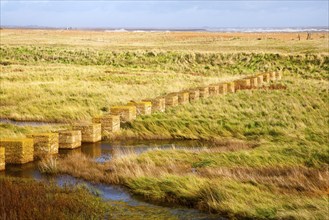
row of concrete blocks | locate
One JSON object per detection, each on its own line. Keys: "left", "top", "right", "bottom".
{"left": 93, "top": 71, "right": 283, "bottom": 137}
{"left": 0, "top": 72, "right": 282, "bottom": 170}
{"left": 235, "top": 71, "right": 281, "bottom": 90}
{"left": 0, "top": 124, "right": 103, "bottom": 170}
{"left": 107, "top": 71, "right": 282, "bottom": 123}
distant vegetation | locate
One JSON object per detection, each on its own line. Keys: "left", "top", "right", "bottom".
{"left": 1, "top": 46, "right": 328, "bottom": 78}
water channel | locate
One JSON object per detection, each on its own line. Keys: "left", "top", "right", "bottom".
{"left": 0, "top": 140, "right": 223, "bottom": 219}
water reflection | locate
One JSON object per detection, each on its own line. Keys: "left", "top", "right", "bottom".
{"left": 1, "top": 162, "right": 42, "bottom": 179}
{"left": 81, "top": 142, "right": 102, "bottom": 158}
{"left": 59, "top": 147, "right": 82, "bottom": 155}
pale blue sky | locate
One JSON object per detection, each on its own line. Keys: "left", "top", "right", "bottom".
{"left": 1, "top": 1, "right": 328, "bottom": 28}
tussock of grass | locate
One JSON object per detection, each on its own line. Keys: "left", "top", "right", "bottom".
{"left": 38, "top": 156, "right": 58, "bottom": 174}
{"left": 129, "top": 175, "right": 206, "bottom": 205}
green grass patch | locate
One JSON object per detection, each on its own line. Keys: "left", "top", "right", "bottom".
{"left": 128, "top": 175, "right": 328, "bottom": 219}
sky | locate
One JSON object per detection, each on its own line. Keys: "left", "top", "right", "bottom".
{"left": 1, "top": 1, "right": 328, "bottom": 28}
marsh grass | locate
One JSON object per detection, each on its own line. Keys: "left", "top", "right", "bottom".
{"left": 2, "top": 29, "right": 329, "bottom": 219}
{"left": 115, "top": 76, "right": 328, "bottom": 146}
{"left": 0, "top": 176, "right": 188, "bottom": 220}
{"left": 1, "top": 30, "right": 328, "bottom": 53}
{"left": 51, "top": 73, "right": 328, "bottom": 219}
{"left": 0, "top": 176, "right": 107, "bottom": 220}
{"left": 1, "top": 31, "right": 328, "bottom": 123}
{"left": 55, "top": 147, "right": 329, "bottom": 219}
{"left": 199, "top": 166, "right": 329, "bottom": 194}
{"left": 38, "top": 156, "right": 58, "bottom": 174}
{"left": 0, "top": 63, "right": 237, "bottom": 122}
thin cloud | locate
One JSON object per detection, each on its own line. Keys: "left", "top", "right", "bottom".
{"left": 1, "top": 1, "right": 328, "bottom": 28}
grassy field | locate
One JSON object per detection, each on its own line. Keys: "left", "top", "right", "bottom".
{"left": 117, "top": 76, "right": 328, "bottom": 144}
{"left": 53, "top": 74, "right": 329, "bottom": 219}
{"left": 1, "top": 29, "right": 329, "bottom": 219}
{"left": 1, "top": 29, "right": 328, "bottom": 53}
{"left": 0, "top": 29, "right": 328, "bottom": 124}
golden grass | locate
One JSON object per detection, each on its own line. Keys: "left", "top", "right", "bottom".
{"left": 1, "top": 29, "right": 327, "bottom": 123}
{"left": 0, "top": 176, "right": 107, "bottom": 219}
{"left": 0, "top": 123, "right": 68, "bottom": 139}
{"left": 199, "top": 166, "right": 329, "bottom": 195}
{"left": 0, "top": 64, "right": 233, "bottom": 122}
{"left": 56, "top": 144, "right": 329, "bottom": 196}
{"left": 38, "top": 156, "right": 58, "bottom": 174}
{"left": 1, "top": 29, "right": 328, "bottom": 53}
